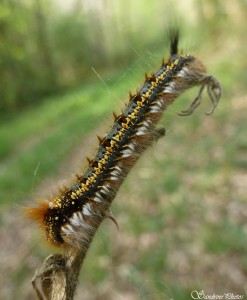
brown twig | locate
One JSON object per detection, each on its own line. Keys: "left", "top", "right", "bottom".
{"left": 32, "top": 251, "right": 87, "bottom": 300}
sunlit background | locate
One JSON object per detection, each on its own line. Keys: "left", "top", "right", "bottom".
{"left": 0, "top": 0, "right": 246, "bottom": 299}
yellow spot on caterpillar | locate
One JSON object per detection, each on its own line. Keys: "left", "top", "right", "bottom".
{"left": 54, "top": 199, "right": 62, "bottom": 208}
{"left": 118, "top": 130, "right": 124, "bottom": 137}
{"left": 71, "top": 194, "right": 76, "bottom": 200}
{"left": 126, "top": 117, "right": 132, "bottom": 124}
{"left": 76, "top": 189, "right": 82, "bottom": 196}
{"left": 122, "top": 123, "right": 129, "bottom": 129}
{"left": 110, "top": 140, "right": 116, "bottom": 147}
{"left": 157, "top": 75, "right": 163, "bottom": 82}
{"left": 86, "top": 175, "right": 96, "bottom": 185}
{"left": 114, "top": 135, "right": 120, "bottom": 141}
{"left": 82, "top": 185, "right": 89, "bottom": 191}
{"left": 95, "top": 168, "right": 101, "bottom": 175}
{"left": 101, "top": 158, "right": 106, "bottom": 164}
{"left": 55, "top": 216, "right": 59, "bottom": 220}
{"left": 144, "top": 91, "right": 151, "bottom": 98}
{"left": 129, "top": 113, "right": 136, "bottom": 120}
{"left": 106, "top": 146, "right": 113, "bottom": 152}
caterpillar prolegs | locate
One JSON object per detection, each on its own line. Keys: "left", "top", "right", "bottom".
{"left": 26, "top": 31, "right": 221, "bottom": 252}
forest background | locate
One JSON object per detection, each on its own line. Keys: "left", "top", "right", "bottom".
{"left": 0, "top": 0, "right": 246, "bottom": 299}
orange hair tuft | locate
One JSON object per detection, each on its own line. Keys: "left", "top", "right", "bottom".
{"left": 24, "top": 199, "right": 49, "bottom": 224}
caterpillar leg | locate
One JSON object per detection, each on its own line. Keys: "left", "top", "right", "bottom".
{"left": 105, "top": 210, "right": 119, "bottom": 231}
{"left": 178, "top": 75, "right": 221, "bottom": 116}
{"left": 205, "top": 76, "right": 221, "bottom": 115}
{"left": 178, "top": 85, "right": 205, "bottom": 116}
{"left": 154, "top": 127, "right": 166, "bottom": 140}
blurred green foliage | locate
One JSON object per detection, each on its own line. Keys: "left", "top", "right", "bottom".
{"left": 0, "top": 0, "right": 171, "bottom": 114}
{"left": 3, "top": 0, "right": 240, "bottom": 115}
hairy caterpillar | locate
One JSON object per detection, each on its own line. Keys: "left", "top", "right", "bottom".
{"left": 26, "top": 31, "right": 221, "bottom": 252}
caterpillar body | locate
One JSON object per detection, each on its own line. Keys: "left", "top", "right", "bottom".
{"left": 26, "top": 31, "right": 221, "bottom": 252}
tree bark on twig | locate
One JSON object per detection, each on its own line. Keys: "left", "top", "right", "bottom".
{"left": 32, "top": 251, "right": 86, "bottom": 300}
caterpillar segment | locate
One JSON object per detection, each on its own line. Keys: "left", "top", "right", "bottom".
{"left": 26, "top": 31, "right": 221, "bottom": 251}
